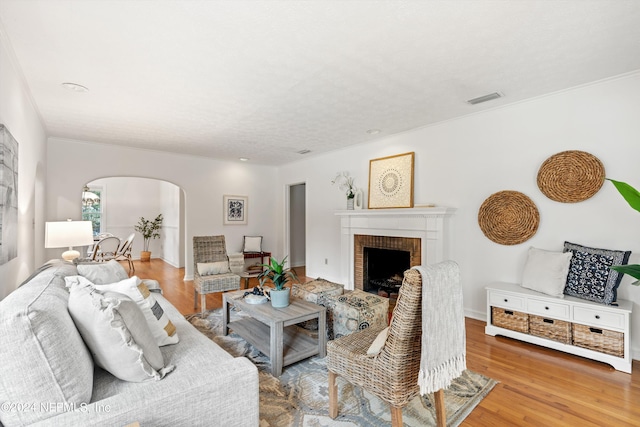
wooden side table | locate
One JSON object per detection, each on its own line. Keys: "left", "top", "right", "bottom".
{"left": 243, "top": 251, "right": 271, "bottom": 265}
{"left": 241, "top": 252, "right": 271, "bottom": 289}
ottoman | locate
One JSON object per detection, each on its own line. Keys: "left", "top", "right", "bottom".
{"left": 292, "top": 278, "right": 345, "bottom": 305}
{"left": 326, "top": 290, "right": 389, "bottom": 339}
{"left": 291, "top": 278, "right": 345, "bottom": 334}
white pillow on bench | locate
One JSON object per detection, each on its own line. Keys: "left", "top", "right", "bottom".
{"left": 521, "top": 247, "right": 572, "bottom": 298}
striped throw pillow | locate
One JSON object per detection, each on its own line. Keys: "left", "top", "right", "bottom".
{"left": 93, "top": 276, "right": 179, "bottom": 346}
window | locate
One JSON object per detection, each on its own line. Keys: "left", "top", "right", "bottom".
{"left": 82, "top": 186, "right": 102, "bottom": 236}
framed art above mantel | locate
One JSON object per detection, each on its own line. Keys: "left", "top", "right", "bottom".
{"left": 368, "top": 152, "right": 414, "bottom": 209}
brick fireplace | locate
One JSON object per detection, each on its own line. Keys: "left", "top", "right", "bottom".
{"left": 336, "top": 207, "right": 455, "bottom": 290}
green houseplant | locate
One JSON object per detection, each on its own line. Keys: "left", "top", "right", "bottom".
{"left": 134, "top": 214, "right": 163, "bottom": 262}
{"left": 258, "top": 256, "right": 298, "bottom": 307}
{"left": 608, "top": 179, "right": 640, "bottom": 284}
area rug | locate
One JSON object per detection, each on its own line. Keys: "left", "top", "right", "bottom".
{"left": 186, "top": 309, "right": 497, "bottom": 427}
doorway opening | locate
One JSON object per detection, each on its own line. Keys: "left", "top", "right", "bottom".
{"left": 288, "top": 183, "right": 306, "bottom": 275}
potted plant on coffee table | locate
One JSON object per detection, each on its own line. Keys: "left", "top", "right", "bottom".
{"left": 258, "top": 256, "right": 298, "bottom": 308}
{"left": 134, "top": 214, "right": 163, "bottom": 262}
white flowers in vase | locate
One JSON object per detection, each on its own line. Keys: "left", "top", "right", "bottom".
{"left": 332, "top": 171, "right": 357, "bottom": 199}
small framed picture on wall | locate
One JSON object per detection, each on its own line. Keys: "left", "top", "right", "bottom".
{"left": 223, "top": 195, "right": 248, "bottom": 225}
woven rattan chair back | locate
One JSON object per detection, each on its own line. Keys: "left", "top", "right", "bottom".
{"left": 193, "top": 235, "right": 229, "bottom": 266}
{"left": 377, "top": 268, "right": 423, "bottom": 402}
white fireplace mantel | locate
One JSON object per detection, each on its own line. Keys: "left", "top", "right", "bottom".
{"left": 335, "top": 207, "right": 456, "bottom": 289}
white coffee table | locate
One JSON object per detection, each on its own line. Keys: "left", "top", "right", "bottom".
{"left": 222, "top": 289, "right": 327, "bottom": 376}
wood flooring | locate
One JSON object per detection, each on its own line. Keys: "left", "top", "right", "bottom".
{"left": 132, "top": 259, "right": 640, "bottom": 426}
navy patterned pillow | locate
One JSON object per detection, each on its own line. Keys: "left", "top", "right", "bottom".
{"left": 563, "top": 241, "right": 631, "bottom": 305}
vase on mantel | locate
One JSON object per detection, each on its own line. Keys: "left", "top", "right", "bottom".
{"left": 354, "top": 189, "right": 364, "bottom": 209}
{"left": 347, "top": 198, "right": 355, "bottom": 210}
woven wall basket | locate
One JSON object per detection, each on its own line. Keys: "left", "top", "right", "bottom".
{"left": 478, "top": 191, "right": 540, "bottom": 245}
{"left": 537, "top": 150, "right": 605, "bottom": 203}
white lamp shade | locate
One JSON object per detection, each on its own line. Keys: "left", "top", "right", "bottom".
{"left": 45, "top": 221, "right": 94, "bottom": 248}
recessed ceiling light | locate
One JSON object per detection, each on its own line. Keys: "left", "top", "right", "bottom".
{"left": 366, "top": 129, "right": 381, "bottom": 135}
{"left": 466, "top": 92, "right": 503, "bottom": 105}
{"left": 297, "top": 149, "right": 311, "bottom": 155}
{"left": 62, "top": 82, "right": 89, "bottom": 93}
{"left": 239, "top": 157, "right": 249, "bottom": 162}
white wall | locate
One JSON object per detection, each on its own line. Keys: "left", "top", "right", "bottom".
{"left": 278, "top": 72, "right": 640, "bottom": 357}
{"left": 0, "top": 32, "right": 47, "bottom": 298}
{"left": 88, "top": 177, "right": 182, "bottom": 266}
{"left": 46, "top": 139, "right": 278, "bottom": 278}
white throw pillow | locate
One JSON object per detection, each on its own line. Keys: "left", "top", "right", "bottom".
{"left": 197, "top": 261, "right": 231, "bottom": 276}
{"left": 367, "top": 327, "right": 390, "bottom": 357}
{"left": 77, "top": 259, "right": 128, "bottom": 284}
{"left": 243, "top": 236, "right": 263, "bottom": 253}
{"left": 521, "top": 247, "right": 573, "bottom": 298}
{"left": 66, "top": 277, "right": 174, "bottom": 382}
{"left": 89, "top": 276, "right": 180, "bottom": 346}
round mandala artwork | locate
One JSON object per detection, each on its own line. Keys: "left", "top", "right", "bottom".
{"left": 368, "top": 152, "right": 414, "bottom": 208}
{"left": 379, "top": 169, "right": 402, "bottom": 197}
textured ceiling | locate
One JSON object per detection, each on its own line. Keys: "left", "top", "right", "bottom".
{"left": 1, "top": 0, "right": 640, "bottom": 165}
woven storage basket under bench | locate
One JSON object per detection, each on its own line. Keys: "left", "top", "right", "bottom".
{"left": 485, "top": 282, "right": 632, "bottom": 373}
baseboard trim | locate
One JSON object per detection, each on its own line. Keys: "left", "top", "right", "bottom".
{"left": 465, "top": 308, "right": 486, "bottom": 322}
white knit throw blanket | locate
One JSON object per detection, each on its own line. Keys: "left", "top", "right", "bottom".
{"left": 415, "top": 261, "right": 466, "bottom": 395}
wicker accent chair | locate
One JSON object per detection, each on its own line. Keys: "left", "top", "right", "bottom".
{"left": 193, "top": 235, "right": 240, "bottom": 316}
{"left": 327, "top": 269, "right": 444, "bottom": 427}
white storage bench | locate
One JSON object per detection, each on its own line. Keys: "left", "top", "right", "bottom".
{"left": 485, "top": 282, "right": 632, "bottom": 373}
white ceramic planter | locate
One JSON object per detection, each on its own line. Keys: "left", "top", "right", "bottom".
{"left": 270, "top": 288, "right": 290, "bottom": 308}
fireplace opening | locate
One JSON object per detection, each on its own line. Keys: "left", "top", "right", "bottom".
{"left": 354, "top": 234, "right": 421, "bottom": 292}
{"left": 363, "top": 247, "right": 410, "bottom": 296}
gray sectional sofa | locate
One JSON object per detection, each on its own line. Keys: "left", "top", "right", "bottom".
{"left": 0, "top": 260, "right": 259, "bottom": 426}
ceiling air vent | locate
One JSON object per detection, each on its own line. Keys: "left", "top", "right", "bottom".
{"left": 466, "top": 92, "right": 503, "bottom": 105}
{"left": 297, "top": 149, "right": 311, "bottom": 155}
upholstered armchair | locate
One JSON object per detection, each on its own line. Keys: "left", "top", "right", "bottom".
{"left": 193, "top": 235, "right": 241, "bottom": 315}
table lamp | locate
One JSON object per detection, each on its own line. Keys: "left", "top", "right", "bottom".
{"left": 45, "top": 220, "right": 94, "bottom": 261}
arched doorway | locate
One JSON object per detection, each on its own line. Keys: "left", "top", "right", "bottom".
{"left": 82, "top": 177, "right": 185, "bottom": 268}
